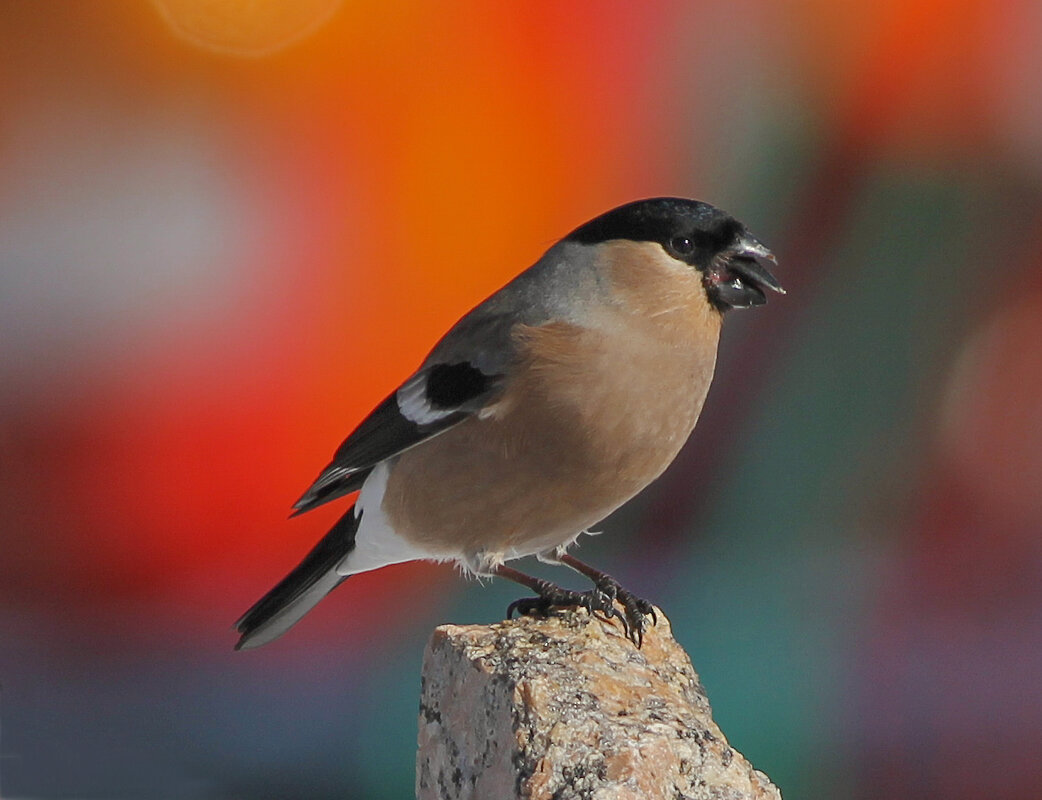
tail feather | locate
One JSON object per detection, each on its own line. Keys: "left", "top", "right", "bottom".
{"left": 235, "top": 507, "right": 361, "bottom": 650}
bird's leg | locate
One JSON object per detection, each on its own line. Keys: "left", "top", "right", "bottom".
{"left": 492, "top": 564, "right": 626, "bottom": 632}
{"left": 556, "top": 553, "right": 657, "bottom": 647}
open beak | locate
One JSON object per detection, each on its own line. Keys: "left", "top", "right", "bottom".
{"left": 707, "top": 234, "right": 784, "bottom": 309}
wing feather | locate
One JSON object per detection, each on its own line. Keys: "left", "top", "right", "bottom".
{"left": 291, "top": 363, "right": 499, "bottom": 515}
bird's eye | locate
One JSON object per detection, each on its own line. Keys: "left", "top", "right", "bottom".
{"left": 669, "top": 236, "right": 695, "bottom": 257}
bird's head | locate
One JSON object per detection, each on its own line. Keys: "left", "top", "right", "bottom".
{"left": 565, "top": 197, "right": 784, "bottom": 312}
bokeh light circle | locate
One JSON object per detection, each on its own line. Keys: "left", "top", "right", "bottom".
{"left": 151, "top": 0, "right": 342, "bottom": 57}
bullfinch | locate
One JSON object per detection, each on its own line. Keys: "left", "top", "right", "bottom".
{"left": 235, "top": 197, "right": 782, "bottom": 650}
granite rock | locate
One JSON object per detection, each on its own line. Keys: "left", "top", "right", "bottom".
{"left": 416, "top": 608, "right": 781, "bottom": 800}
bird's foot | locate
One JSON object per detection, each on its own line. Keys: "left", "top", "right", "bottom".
{"left": 506, "top": 580, "right": 626, "bottom": 631}
{"left": 589, "top": 576, "right": 657, "bottom": 648}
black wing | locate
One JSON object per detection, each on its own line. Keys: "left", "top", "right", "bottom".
{"left": 291, "top": 361, "right": 502, "bottom": 515}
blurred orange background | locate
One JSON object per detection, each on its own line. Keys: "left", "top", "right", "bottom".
{"left": 2, "top": 2, "right": 1040, "bottom": 798}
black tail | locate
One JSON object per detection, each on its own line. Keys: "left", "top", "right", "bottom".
{"left": 234, "top": 507, "right": 360, "bottom": 650}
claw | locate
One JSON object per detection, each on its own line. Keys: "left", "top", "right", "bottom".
{"left": 501, "top": 566, "right": 658, "bottom": 646}
{"left": 589, "top": 591, "right": 628, "bottom": 636}
{"left": 610, "top": 587, "right": 656, "bottom": 648}
{"left": 506, "top": 586, "right": 631, "bottom": 639}
{"left": 506, "top": 596, "right": 550, "bottom": 619}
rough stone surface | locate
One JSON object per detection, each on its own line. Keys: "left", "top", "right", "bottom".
{"left": 416, "top": 609, "right": 782, "bottom": 800}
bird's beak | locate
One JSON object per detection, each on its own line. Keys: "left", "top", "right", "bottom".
{"left": 707, "top": 234, "right": 784, "bottom": 309}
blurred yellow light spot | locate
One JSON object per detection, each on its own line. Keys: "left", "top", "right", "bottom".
{"left": 151, "top": 0, "right": 342, "bottom": 57}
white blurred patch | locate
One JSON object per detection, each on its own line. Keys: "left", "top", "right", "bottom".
{"left": 0, "top": 92, "right": 256, "bottom": 383}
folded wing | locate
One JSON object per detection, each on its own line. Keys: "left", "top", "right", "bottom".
{"left": 290, "top": 314, "right": 521, "bottom": 515}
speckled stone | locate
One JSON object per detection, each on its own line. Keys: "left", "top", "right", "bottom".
{"left": 416, "top": 609, "right": 781, "bottom": 800}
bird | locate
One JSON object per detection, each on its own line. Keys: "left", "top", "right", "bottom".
{"left": 234, "top": 197, "right": 783, "bottom": 650}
